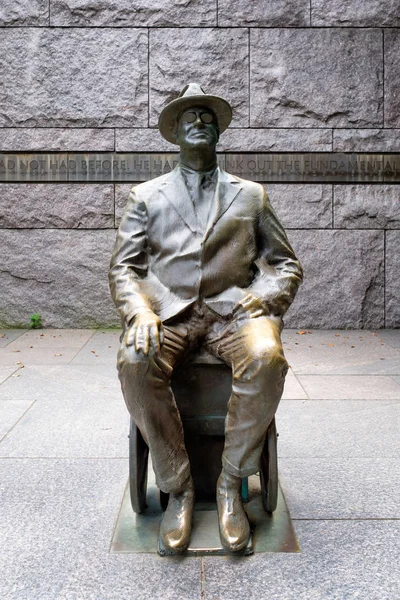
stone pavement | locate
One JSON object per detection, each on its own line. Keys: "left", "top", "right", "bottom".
{"left": 0, "top": 328, "right": 399, "bottom": 600}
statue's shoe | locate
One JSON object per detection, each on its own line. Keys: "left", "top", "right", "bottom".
{"left": 158, "top": 478, "right": 195, "bottom": 555}
{"left": 216, "top": 471, "right": 250, "bottom": 553}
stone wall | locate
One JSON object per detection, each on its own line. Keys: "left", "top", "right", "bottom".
{"left": 0, "top": 1, "right": 399, "bottom": 329}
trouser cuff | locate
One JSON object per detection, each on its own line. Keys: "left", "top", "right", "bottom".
{"left": 156, "top": 462, "right": 191, "bottom": 494}
{"left": 222, "top": 456, "right": 259, "bottom": 479}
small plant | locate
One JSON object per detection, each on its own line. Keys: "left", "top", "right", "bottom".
{"left": 29, "top": 313, "right": 42, "bottom": 329}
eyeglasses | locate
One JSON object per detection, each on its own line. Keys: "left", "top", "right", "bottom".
{"left": 182, "top": 111, "right": 214, "bottom": 124}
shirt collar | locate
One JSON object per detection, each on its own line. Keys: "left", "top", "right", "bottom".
{"left": 179, "top": 162, "right": 218, "bottom": 182}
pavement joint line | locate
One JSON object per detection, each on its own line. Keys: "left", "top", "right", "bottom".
{"left": 109, "top": 480, "right": 128, "bottom": 554}
{"left": 291, "top": 518, "right": 400, "bottom": 521}
{"left": 0, "top": 456, "right": 129, "bottom": 460}
{"left": 0, "top": 365, "right": 22, "bottom": 384}
{"left": 291, "top": 371, "right": 310, "bottom": 399}
{"left": 279, "top": 398, "right": 400, "bottom": 402}
{"left": 279, "top": 455, "right": 400, "bottom": 459}
{"left": 0, "top": 330, "right": 28, "bottom": 347}
{"left": 0, "top": 399, "right": 38, "bottom": 445}
{"left": 294, "top": 373, "right": 400, "bottom": 377}
{"left": 67, "top": 328, "right": 97, "bottom": 364}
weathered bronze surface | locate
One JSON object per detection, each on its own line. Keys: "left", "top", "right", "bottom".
{"left": 1, "top": 152, "right": 400, "bottom": 182}
{"left": 109, "top": 83, "right": 303, "bottom": 554}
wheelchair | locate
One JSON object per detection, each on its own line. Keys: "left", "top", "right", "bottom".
{"left": 128, "top": 350, "right": 278, "bottom": 515}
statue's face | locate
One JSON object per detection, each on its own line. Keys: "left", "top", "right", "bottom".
{"left": 176, "top": 106, "right": 219, "bottom": 150}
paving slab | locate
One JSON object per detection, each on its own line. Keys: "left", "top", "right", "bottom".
{"left": 203, "top": 520, "right": 400, "bottom": 600}
{"left": 297, "top": 374, "right": 400, "bottom": 400}
{"left": 71, "top": 329, "right": 121, "bottom": 365}
{"left": 282, "top": 369, "right": 308, "bottom": 400}
{"left": 0, "top": 399, "right": 35, "bottom": 440}
{"left": 378, "top": 329, "right": 400, "bottom": 349}
{"left": 0, "top": 365, "right": 128, "bottom": 458}
{"left": 0, "top": 329, "right": 27, "bottom": 348}
{"left": 0, "top": 458, "right": 201, "bottom": 600}
{"left": 0, "top": 329, "right": 95, "bottom": 366}
{"left": 282, "top": 329, "right": 400, "bottom": 375}
{"left": 276, "top": 399, "right": 400, "bottom": 459}
{"left": 279, "top": 457, "right": 400, "bottom": 520}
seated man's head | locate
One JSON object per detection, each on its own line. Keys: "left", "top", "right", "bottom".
{"left": 176, "top": 106, "right": 219, "bottom": 151}
{"left": 158, "top": 83, "right": 232, "bottom": 147}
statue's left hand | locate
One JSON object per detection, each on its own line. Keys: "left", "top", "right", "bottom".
{"left": 125, "top": 309, "right": 164, "bottom": 356}
{"left": 233, "top": 293, "right": 267, "bottom": 319}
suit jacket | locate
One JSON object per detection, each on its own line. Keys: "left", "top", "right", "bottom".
{"left": 109, "top": 166, "right": 303, "bottom": 326}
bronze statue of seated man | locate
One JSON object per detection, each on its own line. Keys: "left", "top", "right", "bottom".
{"left": 109, "top": 83, "right": 303, "bottom": 554}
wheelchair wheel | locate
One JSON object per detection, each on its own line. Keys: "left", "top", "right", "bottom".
{"left": 260, "top": 417, "right": 278, "bottom": 513}
{"left": 129, "top": 417, "right": 149, "bottom": 513}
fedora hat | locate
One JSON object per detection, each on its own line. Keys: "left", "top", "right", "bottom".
{"left": 158, "top": 83, "right": 232, "bottom": 145}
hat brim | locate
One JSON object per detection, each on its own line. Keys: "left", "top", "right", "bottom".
{"left": 158, "top": 94, "right": 232, "bottom": 145}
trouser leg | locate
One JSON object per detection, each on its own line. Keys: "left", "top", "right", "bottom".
{"left": 207, "top": 315, "right": 288, "bottom": 478}
{"left": 118, "top": 324, "right": 191, "bottom": 493}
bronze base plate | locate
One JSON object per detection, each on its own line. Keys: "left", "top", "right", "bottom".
{"left": 111, "top": 475, "right": 300, "bottom": 556}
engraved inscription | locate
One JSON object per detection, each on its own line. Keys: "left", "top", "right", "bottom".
{"left": 0, "top": 153, "right": 399, "bottom": 183}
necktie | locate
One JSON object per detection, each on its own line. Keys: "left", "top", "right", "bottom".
{"left": 194, "top": 173, "right": 213, "bottom": 230}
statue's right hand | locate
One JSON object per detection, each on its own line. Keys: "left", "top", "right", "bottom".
{"left": 125, "top": 310, "right": 164, "bottom": 356}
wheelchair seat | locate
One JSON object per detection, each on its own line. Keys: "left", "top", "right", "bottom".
{"left": 129, "top": 348, "right": 278, "bottom": 513}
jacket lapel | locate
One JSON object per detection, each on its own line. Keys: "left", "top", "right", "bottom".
{"left": 204, "top": 169, "right": 242, "bottom": 240}
{"left": 158, "top": 167, "right": 199, "bottom": 234}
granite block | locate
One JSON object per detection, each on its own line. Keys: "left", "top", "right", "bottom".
{"left": 0, "top": 184, "right": 114, "bottom": 229}
{"left": 0, "top": 364, "right": 128, "bottom": 457}
{"left": 279, "top": 457, "right": 400, "bottom": 519}
{"left": 333, "top": 128, "right": 400, "bottom": 152}
{"left": 297, "top": 374, "right": 400, "bottom": 400}
{"left": 0, "top": 459, "right": 200, "bottom": 600}
{"left": 250, "top": 29, "right": 383, "bottom": 127}
{"left": 334, "top": 185, "right": 400, "bottom": 229}
{"left": 385, "top": 29, "right": 400, "bottom": 127}
{"left": 0, "top": 29, "right": 148, "bottom": 127}
{"left": 116, "top": 127, "right": 332, "bottom": 152}
{"left": 115, "top": 129, "right": 177, "bottom": 152}
{"left": 284, "top": 230, "right": 385, "bottom": 329}
{"left": 150, "top": 28, "right": 249, "bottom": 127}
{"left": 0, "top": 230, "right": 119, "bottom": 328}
{"left": 0, "top": 330, "right": 95, "bottom": 366}
{"left": 311, "top": 0, "right": 400, "bottom": 26}
{"left": 386, "top": 231, "right": 400, "bottom": 327}
{"left": 0, "top": 128, "right": 115, "bottom": 151}
{"left": 50, "top": 0, "right": 216, "bottom": 26}
{"left": 0, "top": 399, "right": 34, "bottom": 439}
{"left": 218, "top": 128, "right": 332, "bottom": 152}
{"left": 282, "top": 329, "right": 400, "bottom": 375}
{"left": 0, "top": 0, "right": 49, "bottom": 26}
{"left": 218, "top": 0, "right": 310, "bottom": 26}
{"left": 204, "top": 521, "right": 400, "bottom": 600}
{"left": 0, "top": 229, "right": 119, "bottom": 327}
{"left": 277, "top": 398, "right": 400, "bottom": 458}
{"left": 268, "top": 184, "right": 332, "bottom": 228}
{"left": 0, "top": 330, "right": 27, "bottom": 348}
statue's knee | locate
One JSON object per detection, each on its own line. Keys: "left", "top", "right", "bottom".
{"left": 117, "top": 344, "right": 150, "bottom": 371}
{"left": 255, "top": 343, "right": 288, "bottom": 378}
